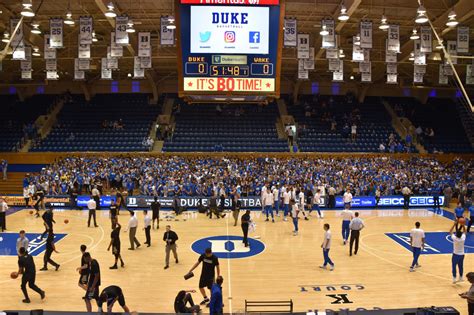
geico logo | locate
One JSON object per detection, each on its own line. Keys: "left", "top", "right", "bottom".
{"left": 410, "top": 197, "right": 432, "bottom": 205}
{"left": 379, "top": 198, "right": 403, "bottom": 205}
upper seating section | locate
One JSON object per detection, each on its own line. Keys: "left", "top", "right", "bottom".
{"left": 163, "top": 102, "right": 288, "bottom": 152}
{"left": 385, "top": 97, "right": 472, "bottom": 153}
{"left": 31, "top": 93, "right": 160, "bottom": 152}
{"left": 0, "top": 94, "right": 56, "bottom": 152}
{"left": 288, "top": 94, "right": 411, "bottom": 153}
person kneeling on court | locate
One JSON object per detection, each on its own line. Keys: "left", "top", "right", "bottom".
{"left": 174, "top": 290, "right": 201, "bottom": 314}
{"left": 97, "top": 285, "right": 130, "bottom": 314}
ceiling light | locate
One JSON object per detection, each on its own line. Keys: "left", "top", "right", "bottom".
{"left": 22, "top": 0, "right": 32, "bottom": 7}
{"left": 339, "top": 49, "right": 345, "bottom": 58}
{"left": 2, "top": 32, "right": 9, "bottom": 43}
{"left": 105, "top": 2, "right": 116, "bottom": 18}
{"left": 21, "top": 5, "right": 35, "bottom": 17}
{"left": 409, "top": 52, "right": 415, "bottom": 61}
{"left": 338, "top": 4, "right": 349, "bottom": 21}
{"left": 92, "top": 31, "right": 98, "bottom": 42}
{"left": 410, "top": 28, "right": 419, "bottom": 40}
{"left": 126, "top": 20, "right": 135, "bottom": 33}
{"left": 446, "top": 10, "right": 458, "bottom": 27}
{"left": 379, "top": 15, "right": 389, "bottom": 30}
{"left": 417, "top": 5, "right": 426, "bottom": 14}
{"left": 31, "top": 23, "right": 41, "bottom": 34}
{"left": 354, "top": 34, "right": 361, "bottom": 46}
{"left": 32, "top": 47, "right": 40, "bottom": 56}
{"left": 350, "top": 75, "right": 354, "bottom": 80}
{"left": 166, "top": 22, "right": 176, "bottom": 30}
{"left": 64, "top": 11, "right": 75, "bottom": 25}
{"left": 319, "top": 24, "right": 329, "bottom": 36}
{"left": 415, "top": 12, "right": 428, "bottom": 24}
{"left": 127, "top": 73, "right": 132, "bottom": 78}
{"left": 168, "top": 16, "right": 175, "bottom": 23}
{"left": 435, "top": 40, "right": 444, "bottom": 50}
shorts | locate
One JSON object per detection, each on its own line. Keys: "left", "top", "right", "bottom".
{"left": 112, "top": 245, "right": 121, "bottom": 256}
{"left": 79, "top": 274, "right": 88, "bottom": 285}
{"left": 85, "top": 286, "right": 99, "bottom": 301}
{"left": 152, "top": 211, "right": 159, "bottom": 220}
{"left": 199, "top": 276, "right": 213, "bottom": 290}
{"left": 113, "top": 292, "right": 126, "bottom": 307}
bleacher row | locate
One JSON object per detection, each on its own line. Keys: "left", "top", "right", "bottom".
{"left": 0, "top": 93, "right": 472, "bottom": 153}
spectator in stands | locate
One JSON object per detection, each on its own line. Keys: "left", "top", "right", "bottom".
{"left": 1, "top": 159, "right": 7, "bottom": 180}
{"left": 415, "top": 126, "right": 423, "bottom": 143}
{"left": 379, "top": 143, "right": 386, "bottom": 152}
{"left": 351, "top": 123, "right": 357, "bottom": 142}
{"left": 342, "top": 123, "right": 350, "bottom": 139}
{"left": 330, "top": 118, "right": 337, "bottom": 131}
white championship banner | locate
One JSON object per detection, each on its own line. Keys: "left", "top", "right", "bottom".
{"left": 439, "top": 64, "right": 448, "bottom": 85}
{"left": 78, "top": 43, "right": 90, "bottom": 59}
{"left": 101, "top": 58, "right": 112, "bottom": 79}
{"left": 110, "top": 32, "right": 123, "bottom": 57}
{"left": 138, "top": 32, "right": 151, "bottom": 57}
{"left": 322, "top": 19, "right": 335, "bottom": 48}
{"left": 134, "top": 56, "right": 145, "bottom": 79}
{"left": 20, "top": 46, "right": 32, "bottom": 71}
{"left": 160, "top": 16, "right": 175, "bottom": 45}
{"left": 297, "top": 34, "right": 310, "bottom": 59}
{"left": 74, "top": 59, "right": 85, "bottom": 80}
{"left": 283, "top": 18, "right": 297, "bottom": 47}
{"left": 360, "top": 21, "right": 372, "bottom": 49}
{"left": 10, "top": 19, "right": 25, "bottom": 60}
{"left": 304, "top": 47, "right": 315, "bottom": 70}
{"left": 44, "top": 35, "right": 56, "bottom": 60}
{"left": 79, "top": 16, "right": 93, "bottom": 45}
{"left": 183, "top": 77, "right": 275, "bottom": 92}
{"left": 298, "top": 59, "right": 308, "bottom": 79}
{"left": 78, "top": 58, "right": 90, "bottom": 70}
{"left": 387, "top": 25, "right": 399, "bottom": 52}
{"left": 115, "top": 15, "right": 129, "bottom": 45}
{"left": 49, "top": 18, "right": 64, "bottom": 48}
{"left": 447, "top": 41, "right": 457, "bottom": 64}
{"left": 457, "top": 26, "right": 469, "bottom": 53}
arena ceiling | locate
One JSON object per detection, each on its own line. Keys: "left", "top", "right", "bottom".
{"left": 0, "top": 0, "right": 473, "bottom": 87}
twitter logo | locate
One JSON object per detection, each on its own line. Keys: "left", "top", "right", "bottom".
{"left": 199, "top": 31, "right": 211, "bottom": 42}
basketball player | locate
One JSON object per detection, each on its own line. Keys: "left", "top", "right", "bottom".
{"left": 188, "top": 248, "right": 220, "bottom": 305}
{"left": 83, "top": 252, "right": 101, "bottom": 312}
{"left": 241, "top": 210, "right": 251, "bottom": 246}
{"left": 76, "top": 244, "right": 89, "bottom": 290}
{"left": 449, "top": 222, "right": 466, "bottom": 283}
{"left": 163, "top": 225, "right": 179, "bottom": 269}
{"left": 455, "top": 202, "right": 465, "bottom": 220}
{"left": 458, "top": 272, "right": 474, "bottom": 315}
{"left": 143, "top": 210, "right": 152, "bottom": 247}
{"left": 312, "top": 189, "right": 323, "bottom": 218}
{"left": 17, "top": 247, "right": 45, "bottom": 303}
{"left": 343, "top": 188, "right": 353, "bottom": 209}
{"left": 92, "top": 185, "right": 101, "bottom": 210}
{"left": 16, "top": 230, "right": 29, "bottom": 255}
{"left": 107, "top": 219, "right": 124, "bottom": 269}
{"left": 209, "top": 276, "right": 224, "bottom": 315}
{"left": 341, "top": 205, "right": 353, "bottom": 245}
{"left": 409, "top": 221, "right": 425, "bottom": 272}
{"left": 320, "top": 223, "right": 334, "bottom": 271}
{"left": 109, "top": 199, "right": 118, "bottom": 230}
{"left": 40, "top": 206, "right": 55, "bottom": 239}
{"left": 290, "top": 199, "right": 299, "bottom": 236}
{"left": 40, "top": 230, "right": 60, "bottom": 271}
{"left": 272, "top": 185, "right": 280, "bottom": 217}
{"left": 232, "top": 194, "right": 241, "bottom": 226}
{"left": 151, "top": 196, "right": 161, "bottom": 229}
{"left": 282, "top": 186, "right": 290, "bottom": 221}
{"left": 97, "top": 285, "right": 130, "bottom": 313}
{"left": 33, "top": 185, "right": 45, "bottom": 218}
{"left": 263, "top": 188, "right": 274, "bottom": 222}
{"left": 297, "top": 187, "right": 309, "bottom": 221}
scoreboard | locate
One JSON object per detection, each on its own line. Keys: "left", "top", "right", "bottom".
{"left": 177, "top": 0, "right": 282, "bottom": 97}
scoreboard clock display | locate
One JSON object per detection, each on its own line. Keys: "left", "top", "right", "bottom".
{"left": 177, "top": 0, "right": 283, "bottom": 97}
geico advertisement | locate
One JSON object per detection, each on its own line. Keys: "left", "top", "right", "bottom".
{"left": 335, "top": 195, "right": 445, "bottom": 208}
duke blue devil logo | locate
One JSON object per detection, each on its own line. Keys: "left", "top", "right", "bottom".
{"left": 191, "top": 236, "right": 265, "bottom": 259}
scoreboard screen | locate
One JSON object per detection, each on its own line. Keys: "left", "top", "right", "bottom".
{"left": 177, "top": 0, "right": 282, "bottom": 97}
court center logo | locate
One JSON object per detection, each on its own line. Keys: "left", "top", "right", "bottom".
{"left": 191, "top": 235, "right": 265, "bottom": 259}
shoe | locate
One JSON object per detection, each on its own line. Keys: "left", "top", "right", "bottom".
{"left": 272, "top": 219, "right": 275, "bottom": 223}
{"left": 409, "top": 267, "right": 415, "bottom": 272}
{"left": 40, "top": 291, "right": 45, "bottom": 300}
{"left": 293, "top": 231, "right": 297, "bottom": 236}
{"left": 459, "top": 277, "right": 464, "bottom": 282}
{"left": 121, "top": 262, "right": 125, "bottom": 267}
{"left": 330, "top": 265, "right": 335, "bottom": 271}
{"left": 343, "top": 240, "right": 347, "bottom": 245}
{"left": 22, "top": 299, "right": 31, "bottom": 303}
{"left": 319, "top": 265, "right": 327, "bottom": 269}
{"left": 40, "top": 267, "right": 48, "bottom": 271}
{"left": 200, "top": 298, "right": 210, "bottom": 305}
{"left": 109, "top": 265, "right": 118, "bottom": 270}
{"left": 277, "top": 213, "right": 280, "bottom": 217}
{"left": 453, "top": 277, "right": 457, "bottom": 284}
{"left": 94, "top": 225, "right": 99, "bottom": 227}
{"left": 128, "top": 248, "right": 134, "bottom": 250}
{"left": 147, "top": 244, "right": 151, "bottom": 247}
{"left": 175, "top": 259, "right": 179, "bottom": 264}
{"left": 283, "top": 218, "right": 288, "bottom": 221}
{"left": 206, "top": 303, "right": 210, "bottom": 308}
{"left": 55, "top": 265, "right": 60, "bottom": 271}
{"left": 350, "top": 253, "right": 352, "bottom": 256}
{"left": 265, "top": 219, "right": 269, "bottom": 222}
{"left": 136, "top": 244, "right": 141, "bottom": 249}
{"left": 164, "top": 265, "right": 169, "bottom": 269}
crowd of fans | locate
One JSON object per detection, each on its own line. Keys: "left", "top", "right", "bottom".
{"left": 22, "top": 156, "right": 472, "bottom": 200}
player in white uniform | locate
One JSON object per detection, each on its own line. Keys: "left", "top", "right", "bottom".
{"left": 282, "top": 188, "right": 291, "bottom": 221}
{"left": 261, "top": 184, "right": 268, "bottom": 213}
{"left": 312, "top": 189, "right": 323, "bottom": 218}
{"left": 272, "top": 185, "right": 280, "bottom": 217}
{"left": 290, "top": 199, "right": 299, "bottom": 236}
{"left": 297, "top": 188, "right": 309, "bottom": 221}
{"left": 341, "top": 207, "right": 353, "bottom": 245}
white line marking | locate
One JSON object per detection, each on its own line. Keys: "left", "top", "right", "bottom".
{"left": 225, "top": 213, "right": 233, "bottom": 315}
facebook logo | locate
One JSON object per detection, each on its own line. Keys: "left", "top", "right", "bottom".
{"left": 249, "top": 31, "right": 260, "bottom": 43}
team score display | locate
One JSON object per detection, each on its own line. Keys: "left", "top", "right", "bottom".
{"left": 211, "top": 65, "right": 249, "bottom": 77}
{"left": 250, "top": 63, "right": 273, "bottom": 75}
{"left": 185, "top": 62, "right": 209, "bottom": 75}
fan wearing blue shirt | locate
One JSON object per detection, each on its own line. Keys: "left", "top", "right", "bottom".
{"left": 467, "top": 205, "right": 474, "bottom": 233}
{"left": 454, "top": 203, "right": 465, "bottom": 220}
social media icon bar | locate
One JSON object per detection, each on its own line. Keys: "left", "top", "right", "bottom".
{"left": 249, "top": 31, "right": 260, "bottom": 43}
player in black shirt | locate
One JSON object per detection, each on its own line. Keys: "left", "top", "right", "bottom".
{"left": 174, "top": 290, "right": 201, "bottom": 314}
{"left": 188, "top": 247, "right": 220, "bottom": 305}
{"left": 109, "top": 200, "right": 118, "bottom": 229}
{"left": 40, "top": 230, "right": 60, "bottom": 271}
{"left": 97, "top": 285, "right": 130, "bottom": 313}
{"left": 241, "top": 210, "right": 251, "bottom": 247}
{"left": 40, "top": 207, "right": 55, "bottom": 239}
{"left": 115, "top": 191, "right": 124, "bottom": 215}
{"left": 107, "top": 220, "right": 124, "bottom": 269}
{"left": 151, "top": 197, "right": 161, "bottom": 229}
{"left": 76, "top": 244, "right": 89, "bottom": 291}
{"left": 33, "top": 187, "right": 45, "bottom": 218}
{"left": 83, "top": 252, "right": 101, "bottom": 312}
{"left": 17, "top": 247, "right": 45, "bottom": 303}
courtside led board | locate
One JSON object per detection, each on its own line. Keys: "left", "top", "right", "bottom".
{"left": 177, "top": 0, "right": 282, "bottom": 97}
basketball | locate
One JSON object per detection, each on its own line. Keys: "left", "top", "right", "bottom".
{"left": 10, "top": 272, "right": 18, "bottom": 279}
{"left": 64, "top": 219, "right": 69, "bottom": 224}
{"left": 29, "top": 210, "right": 33, "bottom": 215}
{"left": 458, "top": 218, "right": 466, "bottom": 225}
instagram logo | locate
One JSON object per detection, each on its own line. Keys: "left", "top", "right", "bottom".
{"left": 224, "top": 31, "right": 236, "bottom": 43}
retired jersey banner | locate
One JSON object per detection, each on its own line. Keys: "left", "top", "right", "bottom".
{"left": 328, "top": 59, "right": 342, "bottom": 72}
{"left": 439, "top": 64, "right": 448, "bottom": 85}
{"left": 160, "top": 16, "right": 175, "bottom": 46}
{"left": 180, "top": 0, "right": 280, "bottom": 4}
{"left": 447, "top": 41, "right": 457, "bottom": 64}
{"left": 387, "top": 63, "right": 397, "bottom": 74}
{"left": 138, "top": 32, "right": 151, "bottom": 57}
{"left": 79, "top": 16, "right": 93, "bottom": 45}
{"left": 74, "top": 59, "right": 85, "bottom": 80}
{"left": 457, "top": 26, "right": 469, "bottom": 53}
{"left": 44, "top": 35, "right": 56, "bottom": 60}
{"left": 304, "top": 47, "right": 315, "bottom": 70}
{"left": 420, "top": 26, "right": 432, "bottom": 53}
{"left": 78, "top": 58, "right": 90, "bottom": 70}
{"left": 45, "top": 59, "right": 57, "bottom": 71}
{"left": 134, "top": 56, "right": 145, "bottom": 79}
{"left": 360, "top": 21, "right": 373, "bottom": 49}
{"left": 283, "top": 19, "right": 297, "bottom": 47}
{"left": 20, "top": 46, "right": 32, "bottom": 71}
{"left": 10, "top": 19, "right": 25, "bottom": 60}
{"left": 101, "top": 58, "right": 112, "bottom": 79}
{"left": 110, "top": 32, "right": 123, "bottom": 57}
{"left": 298, "top": 59, "right": 308, "bottom": 79}
{"left": 49, "top": 18, "right": 64, "bottom": 48}
{"left": 78, "top": 43, "right": 90, "bottom": 59}
{"left": 183, "top": 77, "right": 275, "bottom": 92}
{"left": 321, "top": 19, "right": 335, "bottom": 48}
{"left": 387, "top": 73, "right": 397, "bottom": 84}
{"left": 385, "top": 50, "right": 397, "bottom": 63}
{"left": 297, "top": 34, "right": 310, "bottom": 59}
{"left": 326, "top": 48, "right": 338, "bottom": 59}
{"left": 115, "top": 15, "right": 129, "bottom": 45}
{"left": 352, "top": 37, "right": 364, "bottom": 62}
{"left": 387, "top": 25, "right": 399, "bottom": 53}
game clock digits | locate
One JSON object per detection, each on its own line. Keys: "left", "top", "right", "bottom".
{"left": 177, "top": 0, "right": 282, "bottom": 96}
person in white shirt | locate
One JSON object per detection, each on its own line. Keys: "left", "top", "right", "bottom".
{"left": 87, "top": 197, "right": 98, "bottom": 228}
{"left": 272, "top": 185, "right": 280, "bottom": 217}
{"left": 23, "top": 187, "right": 31, "bottom": 208}
{"left": 402, "top": 186, "right": 411, "bottom": 210}
{"left": 349, "top": 212, "right": 364, "bottom": 256}
{"left": 351, "top": 124, "right": 357, "bottom": 141}
{"left": 343, "top": 189, "right": 353, "bottom": 209}
{"left": 282, "top": 189, "right": 291, "bottom": 221}
{"left": 263, "top": 190, "right": 275, "bottom": 222}
{"left": 16, "top": 230, "right": 29, "bottom": 255}
{"left": 320, "top": 223, "right": 334, "bottom": 271}
{"left": 0, "top": 198, "right": 8, "bottom": 232}
{"left": 449, "top": 222, "right": 466, "bottom": 283}
{"left": 143, "top": 210, "right": 152, "bottom": 247}
{"left": 409, "top": 221, "right": 425, "bottom": 272}
{"left": 261, "top": 184, "right": 268, "bottom": 213}
{"left": 290, "top": 199, "right": 299, "bottom": 236}
{"left": 124, "top": 211, "right": 141, "bottom": 250}
{"left": 91, "top": 186, "right": 101, "bottom": 210}
{"left": 312, "top": 189, "right": 323, "bottom": 218}
{"left": 341, "top": 206, "right": 353, "bottom": 245}
{"left": 297, "top": 188, "right": 309, "bottom": 221}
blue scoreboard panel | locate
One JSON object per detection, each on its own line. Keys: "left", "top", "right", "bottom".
{"left": 177, "top": 0, "right": 282, "bottom": 97}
